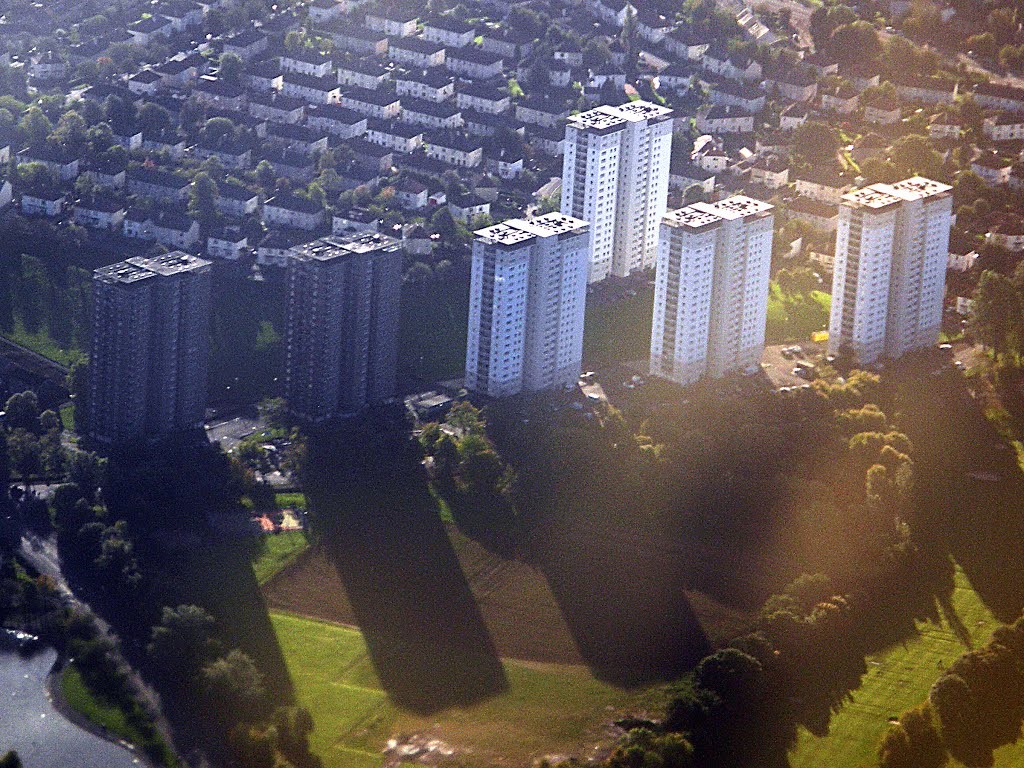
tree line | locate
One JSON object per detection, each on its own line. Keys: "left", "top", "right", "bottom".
{"left": 880, "top": 615, "right": 1024, "bottom": 768}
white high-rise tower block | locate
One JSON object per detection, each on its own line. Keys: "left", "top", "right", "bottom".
{"left": 561, "top": 101, "right": 674, "bottom": 283}
{"left": 465, "top": 213, "right": 591, "bottom": 398}
{"left": 828, "top": 176, "right": 953, "bottom": 364}
{"left": 650, "top": 196, "right": 775, "bottom": 385}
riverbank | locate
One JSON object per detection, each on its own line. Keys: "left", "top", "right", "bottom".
{"left": 0, "top": 648, "right": 143, "bottom": 768}
{"left": 44, "top": 654, "right": 157, "bottom": 767}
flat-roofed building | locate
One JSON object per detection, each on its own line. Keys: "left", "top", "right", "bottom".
{"left": 466, "top": 213, "right": 590, "bottom": 397}
{"left": 650, "top": 196, "right": 774, "bottom": 384}
{"left": 285, "top": 233, "right": 402, "bottom": 420}
{"left": 560, "top": 100, "right": 674, "bottom": 282}
{"left": 828, "top": 176, "right": 953, "bottom": 364}
{"left": 88, "top": 252, "right": 212, "bottom": 445}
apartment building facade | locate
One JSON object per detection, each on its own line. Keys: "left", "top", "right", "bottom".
{"left": 465, "top": 213, "right": 590, "bottom": 397}
{"left": 561, "top": 101, "right": 673, "bottom": 283}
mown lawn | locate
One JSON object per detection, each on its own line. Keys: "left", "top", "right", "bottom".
{"left": 789, "top": 567, "right": 1013, "bottom": 768}
{"left": 3, "top": 320, "right": 85, "bottom": 368}
{"left": 61, "top": 663, "right": 139, "bottom": 740}
{"left": 399, "top": 277, "right": 470, "bottom": 383}
{"left": 270, "top": 611, "right": 664, "bottom": 768}
{"left": 275, "top": 492, "right": 308, "bottom": 510}
{"left": 252, "top": 531, "right": 309, "bottom": 585}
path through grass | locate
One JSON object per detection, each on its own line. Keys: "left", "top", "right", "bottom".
{"left": 271, "top": 611, "right": 664, "bottom": 768}
{"left": 789, "top": 566, "right": 1010, "bottom": 768}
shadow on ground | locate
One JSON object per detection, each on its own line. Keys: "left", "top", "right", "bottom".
{"left": 529, "top": 513, "right": 711, "bottom": 686}
{"left": 902, "top": 369, "right": 1024, "bottom": 624}
{"left": 305, "top": 417, "right": 507, "bottom": 714}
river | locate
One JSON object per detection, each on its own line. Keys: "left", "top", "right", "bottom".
{"left": 0, "top": 647, "right": 142, "bottom": 767}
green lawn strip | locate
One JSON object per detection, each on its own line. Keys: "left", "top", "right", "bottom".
{"left": 60, "top": 403, "right": 75, "bottom": 431}
{"left": 428, "top": 484, "right": 454, "bottom": 523}
{"left": 252, "top": 531, "right": 309, "bottom": 585}
{"left": 399, "top": 279, "right": 469, "bottom": 382}
{"left": 270, "top": 611, "right": 664, "bottom": 768}
{"left": 275, "top": 492, "right": 308, "bottom": 510}
{"left": 60, "top": 663, "right": 175, "bottom": 764}
{"left": 3, "top": 319, "right": 85, "bottom": 368}
{"left": 789, "top": 567, "right": 1002, "bottom": 768}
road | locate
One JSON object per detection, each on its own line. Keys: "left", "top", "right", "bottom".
{"left": 204, "top": 415, "right": 263, "bottom": 451}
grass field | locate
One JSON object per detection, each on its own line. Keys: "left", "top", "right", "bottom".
{"left": 275, "top": 492, "right": 308, "bottom": 510}
{"left": 251, "top": 531, "right": 309, "bottom": 585}
{"left": 766, "top": 284, "right": 831, "bottom": 344}
{"left": 789, "top": 567, "right": 1014, "bottom": 768}
{"left": 270, "top": 611, "right": 665, "bottom": 768}
{"left": 583, "top": 286, "right": 655, "bottom": 368}
{"left": 60, "top": 404, "right": 75, "bottom": 431}
{"left": 3, "top": 320, "right": 85, "bottom": 367}
{"left": 399, "top": 278, "right": 470, "bottom": 383}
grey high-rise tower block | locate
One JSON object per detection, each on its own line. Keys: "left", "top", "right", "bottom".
{"left": 285, "top": 233, "right": 402, "bottom": 422}
{"left": 88, "top": 251, "right": 212, "bottom": 446}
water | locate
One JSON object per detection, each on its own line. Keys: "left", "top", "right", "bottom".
{"left": 0, "top": 647, "right": 142, "bottom": 767}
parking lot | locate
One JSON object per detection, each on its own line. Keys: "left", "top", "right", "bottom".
{"left": 204, "top": 414, "right": 263, "bottom": 451}
{"left": 760, "top": 343, "right": 825, "bottom": 389}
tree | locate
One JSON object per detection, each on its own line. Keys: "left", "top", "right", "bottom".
{"left": 205, "top": 117, "right": 238, "bottom": 145}
{"left": 879, "top": 704, "right": 948, "bottom": 768}
{"left": 969, "top": 270, "right": 1021, "bottom": 355}
{"left": 457, "top": 433, "right": 506, "bottom": 496}
{"left": 219, "top": 52, "right": 244, "bottom": 84}
{"left": 148, "top": 604, "right": 221, "bottom": 681}
{"left": 608, "top": 729, "right": 695, "bottom": 768}
{"left": 284, "top": 29, "right": 308, "bottom": 51}
{"left": 52, "top": 483, "right": 91, "bottom": 532}
{"left": 136, "top": 102, "right": 172, "bottom": 134}
{"left": 890, "top": 135, "right": 944, "bottom": 180}
{"left": 966, "top": 31, "right": 997, "bottom": 58}
{"left": 4, "top": 392, "right": 40, "bottom": 432}
{"left": 18, "top": 106, "right": 53, "bottom": 146}
{"left": 827, "top": 21, "right": 881, "bottom": 64}
{"left": 930, "top": 673, "right": 977, "bottom": 760}
{"left": 791, "top": 122, "right": 840, "bottom": 166}
{"left": 883, "top": 36, "right": 938, "bottom": 77}
{"left": 6, "top": 429, "right": 40, "bottom": 482}
{"left": 255, "top": 160, "right": 276, "bottom": 191}
{"left": 202, "top": 649, "right": 269, "bottom": 725}
{"left": 809, "top": 4, "right": 857, "bottom": 50}
{"left": 506, "top": 6, "right": 545, "bottom": 39}
{"left": 693, "top": 648, "right": 764, "bottom": 704}
{"left": 39, "top": 409, "right": 60, "bottom": 434}
{"left": 446, "top": 401, "right": 486, "bottom": 436}
{"left": 583, "top": 38, "right": 613, "bottom": 69}
{"left": 0, "top": 751, "right": 21, "bottom": 768}
{"left": 190, "top": 172, "right": 220, "bottom": 225}
{"left": 50, "top": 110, "right": 88, "bottom": 153}
{"left": 69, "top": 451, "right": 104, "bottom": 502}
